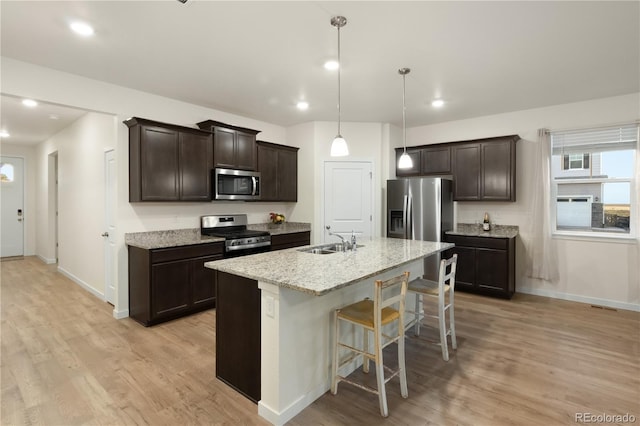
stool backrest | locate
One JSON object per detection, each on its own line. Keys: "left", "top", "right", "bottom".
{"left": 373, "top": 271, "right": 410, "bottom": 328}
{"left": 439, "top": 254, "right": 458, "bottom": 297}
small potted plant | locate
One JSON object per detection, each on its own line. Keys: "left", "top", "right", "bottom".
{"left": 270, "top": 212, "right": 285, "bottom": 224}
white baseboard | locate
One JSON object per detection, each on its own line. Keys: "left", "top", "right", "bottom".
{"left": 258, "top": 380, "right": 328, "bottom": 426}
{"left": 57, "top": 266, "right": 106, "bottom": 302}
{"left": 37, "top": 254, "right": 57, "bottom": 264}
{"left": 113, "top": 308, "right": 129, "bottom": 319}
{"left": 518, "top": 287, "right": 640, "bottom": 312}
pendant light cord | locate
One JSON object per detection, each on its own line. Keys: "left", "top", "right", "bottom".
{"left": 337, "top": 24, "right": 342, "bottom": 136}
{"left": 402, "top": 72, "right": 406, "bottom": 153}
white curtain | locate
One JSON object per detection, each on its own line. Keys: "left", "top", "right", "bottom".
{"left": 525, "top": 129, "right": 559, "bottom": 282}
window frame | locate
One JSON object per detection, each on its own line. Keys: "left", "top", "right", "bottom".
{"left": 549, "top": 125, "right": 638, "bottom": 241}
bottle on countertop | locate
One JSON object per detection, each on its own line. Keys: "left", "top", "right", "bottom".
{"left": 483, "top": 212, "right": 491, "bottom": 231}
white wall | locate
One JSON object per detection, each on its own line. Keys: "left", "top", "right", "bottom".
{"left": 0, "top": 143, "right": 37, "bottom": 256}
{"left": 34, "top": 112, "right": 116, "bottom": 298}
{"left": 401, "top": 93, "right": 640, "bottom": 310}
{"left": 1, "top": 57, "right": 304, "bottom": 318}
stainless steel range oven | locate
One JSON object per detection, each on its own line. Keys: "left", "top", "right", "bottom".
{"left": 201, "top": 214, "right": 270, "bottom": 257}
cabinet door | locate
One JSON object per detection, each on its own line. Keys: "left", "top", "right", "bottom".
{"left": 452, "top": 144, "right": 481, "bottom": 201}
{"left": 191, "top": 255, "right": 221, "bottom": 308}
{"left": 395, "top": 149, "right": 422, "bottom": 177}
{"left": 151, "top": 260, "right": 190, "bottom": 320}
{"left": 235, "top": 131, "right": 257, "bottom": 170}
{"left": 447, "top": 246, "right": 476, "bottom": 291}
{"left": 213, "top": 127, "right": 237, "bottom": 169}
{"left": 179, "top": 132, "right": 213, "bottom": 201}
{"left": 216, "top": 271, "right": 261, "bottom": 402}
{"left": 140, "top": 126, "right": 180, "bottom": 201}
{"left": 476, "top": 248, "right": 509, "bottom": 293}
{"left": 256, "top": 144, "right": 278, "bottom": 201}
{"left": 481, "top": 140, "right": 515, "bottom": 201}
{"left": 421, "top": 146, "right": 451, "bottom": 175}
{"left": 277, "top": 148, "right": 298, "bottom": 201}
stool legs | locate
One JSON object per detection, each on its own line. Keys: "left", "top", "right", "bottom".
{"left": 363, "top": 328, "right": 370, "bottom": 373}
{"left": 438, "top": 295, "right": 449, "bottom": 361}
{"left": 413, "top": 293, "right": 422, "bottom": 336}
{"left": 373, "top": 325, "right": 388, "bottom": 417}
{"left": 449, "top": 292, "right": 457, "bottom": 350}
{"left": 398, "top": 322, "right": 408, "bottom": 399}
{"left": 331, "top": 309, "right": 340, "bottom": 395}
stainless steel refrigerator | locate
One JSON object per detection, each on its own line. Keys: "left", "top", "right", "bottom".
{"left": 387, "top": 177, "right": 453, "bottom": 281}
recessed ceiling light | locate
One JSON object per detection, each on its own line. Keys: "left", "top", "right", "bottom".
{"left": 0, "top": 130, "right": 10, "bottom": 138}
{"left": 49, "top": 114, "right": 60, "bottom": 120}
{"left": 432, "top": 99, "right": 445, "bottom": 108}
{"left": 296, "top": 101, "right": 309, "bottom": 110}
{"left": 22, "top": 99, "right": 38, "bottom": 107}
{"left": 324, "top": 60, "right": 339, "bottom": 71}
{"left": 70, "top": 21, "right": 94, "bottom": 37}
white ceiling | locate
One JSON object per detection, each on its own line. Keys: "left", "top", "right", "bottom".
{"left": 1, "top": 1, "right": 638, "bottom": 145}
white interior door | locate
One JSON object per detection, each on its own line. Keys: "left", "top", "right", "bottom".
{"left": 323, "top": 161, "right": 373, "bottom": 243}
{"left": 1, "top": 156, "right": 24, "bottom": 257}
{"left": 104, "top": 150, "right": 116, "bottom": 304}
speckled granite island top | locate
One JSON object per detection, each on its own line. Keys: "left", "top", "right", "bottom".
{"left": 205, "top": 237, "right": 453, "bottom": 296}
{"left": 446, "top": 223, "right": 519, "bottom": 238}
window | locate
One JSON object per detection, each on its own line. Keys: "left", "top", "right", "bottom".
{"left": 562, "top": 153, "right": 590, "bottom": 170}
{"left": 0, "top": 162, "right": 14, "bottom": 183}
{"left": 551, "top": 123, "right": 638, "bottom": 237}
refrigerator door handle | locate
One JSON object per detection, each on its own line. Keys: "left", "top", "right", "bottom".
{"left": 406, "top": 195, "right": 413, "bottom": 239}
{"left": 403, "top": 195, "right": 409, "bottom": 239}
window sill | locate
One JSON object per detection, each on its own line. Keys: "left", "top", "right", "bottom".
{"left": 552, "top": 231, "right": 638, "bottom": 244}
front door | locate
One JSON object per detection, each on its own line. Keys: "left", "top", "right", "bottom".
{"left": 323, "top": 161, "right": 373, "bottom": 243}
{"left": 0, "top": 156, "right": 24, "bottom": 257}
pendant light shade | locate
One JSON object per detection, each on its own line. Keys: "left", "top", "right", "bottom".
{"left": 330, "top": 16, "right": 349, "bottom": 157}
{"left": 397, "top": 67, "right": 413, "bottom": 169}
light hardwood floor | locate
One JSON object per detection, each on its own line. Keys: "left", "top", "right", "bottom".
{"left": 2, "top": 256, "right": 639, "bottom": 425}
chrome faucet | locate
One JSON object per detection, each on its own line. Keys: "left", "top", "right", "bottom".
{"left": 325, "top": 226, "right": 351, "bottom": 250}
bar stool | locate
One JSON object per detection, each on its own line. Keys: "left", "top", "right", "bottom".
{"left": 407, "top": 254, "right": 458, "bottom": 361}
{"left": 331, "top": 271, "right": 410, "bottom": 417}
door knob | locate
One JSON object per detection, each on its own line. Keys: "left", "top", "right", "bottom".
{"left": 101, "top": 232, "right": 109, "bottom": 237}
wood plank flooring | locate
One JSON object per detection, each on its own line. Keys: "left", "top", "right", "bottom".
{"left": 2, "top": 256, "right": 639, "bottom": 425}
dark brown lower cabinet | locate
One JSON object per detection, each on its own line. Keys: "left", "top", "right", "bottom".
{"left": 128, "top": 242, "right": 223, "bottom": 326}
{"left": 443, "top": 235, "right": 515, "bottom": 299}
{"left": 270, "top": 231, "right": 311, "bottom": 251}
{"left": 216, "top": 271, "right": 261, "bottom": 403}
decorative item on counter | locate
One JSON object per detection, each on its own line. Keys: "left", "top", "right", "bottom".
{"left": 270, "top": 212, "right": 286, "bottom": 224}
{"left": 483, "top": 212, "right": 491, "bottom": 231}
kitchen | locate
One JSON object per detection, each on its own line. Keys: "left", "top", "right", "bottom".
{"left": 1, "top": 1, "right": 639, "bottom": 425}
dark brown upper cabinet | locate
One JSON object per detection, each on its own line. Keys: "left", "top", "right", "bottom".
{"left": 395, "top": 135, "right": 518, "bottom": 202}
{"left": 421, "top": 145, "right": 451, "bottom": 175}
{"left": 394, "top": 148, "right": 422, "bottom": 177}
{"left": 395, "top": 145, "right": 452, "bottom": 177}
{"left": 256, "top": 141, "right": 299, "bottom": 202}
{"left": 452, "top": 135, "right": 518, "bottom": 201}
{"left": 126, "top": 117, "right": 213, "bottom": 202}
{"left": 196, "top": 120, "right": 260, "bottom": 171}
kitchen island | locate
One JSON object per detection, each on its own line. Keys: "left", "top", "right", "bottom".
{"left": 205, "top": 237, "right": 453, "bottom": 425}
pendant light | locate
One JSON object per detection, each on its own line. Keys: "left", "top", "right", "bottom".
{"left": 330, "top": 16, "right": 349, "bottom": 157}
{"left": 397, "top": 67, "right": 413, "bottom": 169}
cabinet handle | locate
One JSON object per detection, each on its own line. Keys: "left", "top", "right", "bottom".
{"left": 101, "top": 232, "right": 109, "bottom": 237}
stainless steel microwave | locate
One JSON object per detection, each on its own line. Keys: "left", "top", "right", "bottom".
{"left": 213, "top": 168, "right": 261, "bottom": 200}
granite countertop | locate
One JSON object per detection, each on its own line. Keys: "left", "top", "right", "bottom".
{"left": 125, "top": 228, "right": 224, "bottom": 249}
{"left": 446, "top": 223, "right": 519, "bottom": 238}
{"left": 125, "top": 222, "right": 312, "bottom": 249}
{"left": 205, "top": 237, "right": 453, "bottom": 296}
{"left": 247, "top": 222, "right": 311, "bottom": 235}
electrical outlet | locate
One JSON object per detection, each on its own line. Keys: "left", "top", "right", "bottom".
{"left": 266, "top": 296, "right": 275, "bottom": 318}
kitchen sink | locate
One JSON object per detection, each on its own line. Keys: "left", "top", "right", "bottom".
{"left": 298, "top": 243, "right": 364, "bottom": 254}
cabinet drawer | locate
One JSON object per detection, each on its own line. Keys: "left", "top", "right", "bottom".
{"left": 151, "top": 243, "right": 224, "bottom": 264}
{"left": 445, "top": 235, "right": 508, "bottom": 250}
